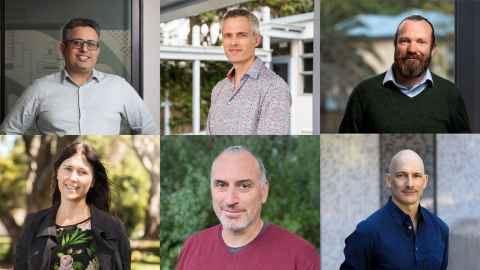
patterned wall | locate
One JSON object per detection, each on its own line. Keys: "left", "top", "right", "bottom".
{"left": 320, "top": 134, "right": 380, "bottom": 270}
{"left": 437, "top": 134, "right": 480, "bottom": 270}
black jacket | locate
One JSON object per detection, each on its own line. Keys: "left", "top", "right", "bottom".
{"left": 14, "top": 204, "right": 131, "bottom": 270}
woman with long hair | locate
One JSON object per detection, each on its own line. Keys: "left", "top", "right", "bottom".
{"left": 15, "top": 142, "right": 131, "bottom": 270}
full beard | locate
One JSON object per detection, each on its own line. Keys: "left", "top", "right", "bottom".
{"left": 393, "top": 51, "right": 431, "bottom": 79}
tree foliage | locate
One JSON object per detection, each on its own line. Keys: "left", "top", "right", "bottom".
{"left": 160, "top": 136, "right": 319, "bottom": 270}
{"left": 0, "top": 135, "right": 159, "bottom": 264}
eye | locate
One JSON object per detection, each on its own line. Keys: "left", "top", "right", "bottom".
{"left": 86, "top": 40, "right": 99, "bottom": 49}
{"left": 239, "top": 182, "right": 252, "bottom": 190}
{"left": 239, "top": 33, "right": 249, "bottom": 38}
{"left": 72, "top": 39, "right": 83, "bottom": 46}
{"left": 214, "top": 181, "right": 226, "bottom": 188}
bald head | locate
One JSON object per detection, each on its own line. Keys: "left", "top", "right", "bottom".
{"left": 211, "top": 146, "right": 267, "bottom": 185}
{"left": 388, "top": 149, "right": 425, "bottom": 175}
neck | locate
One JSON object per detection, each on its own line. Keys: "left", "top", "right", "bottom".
{"left": 393, "top": 66, "right": 426, "bottom": 88}
{"left": 222, "top": 218, "right": 263, "bottom": 248}
{"left": 66, "top": 67, "right": 92, "bottom": 86}
{"left": 232, "top": 57, "right": 256, "bottom": 88}
{"left": 56, "top": 199, "right": 90, "bottom": 226}
{"left": 392, "top": 197, "right": 419, "bottom": 228}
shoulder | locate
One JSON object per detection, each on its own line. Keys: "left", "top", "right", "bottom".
{"left": 264, "top": 224, "right": 319, "bottom": 266}
{"left": 351, "top": 73, "right": 386, "bottom": 97}
{"left": 210, "top": 78, "right": 230, "bottom": 98}
{"left": 24, "top": 207, "right": 54, "bottom": 225}
{"left": 91, "top": 207, "right": 127, "bottom": 235}
{"left": 354, "top": 206, "right": 388, "bottom": 235}
{"left": 22, "top": 72, "right": 62, "bottom": 95}
{"left": 97, "top": 71, "right": 135, "bottom": 91}
{"left": 212, "top": 78, "right": 229, "bottom": 91}
{"left": 266, "top": 224, "right": 318, "bottom": 253}
{"left": 184, "top": 224, "right": 221, "bottom": 246}
{"left": 422, "top": 207, "right": 449, "bottom": 235}
{"left": 259, "top": 67, "right": 290, "bottom": 94}
{"left": 431, "top": 73, "right": 461, "bottom": 96}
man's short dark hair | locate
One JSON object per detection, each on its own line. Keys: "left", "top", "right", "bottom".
{"left": 393, "top": 15, "right": 436, "bottom": 49}
{"left": 62, "top": 18, "right": 101, "bottom": 41}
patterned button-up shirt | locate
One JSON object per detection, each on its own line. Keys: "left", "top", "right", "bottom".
{"left": 207, "top": 58, "right": 291, "bottom": 135}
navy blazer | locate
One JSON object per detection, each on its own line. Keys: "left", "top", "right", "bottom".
{"left": 14, "top": 204, "right": 131, "bottom": 270}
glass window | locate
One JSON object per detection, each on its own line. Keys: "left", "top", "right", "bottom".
{"left": 301, "top": 40, "right": 313, "bottom": 94}
{"left": 3, "top": 0, "right": 133, "bottom": 116}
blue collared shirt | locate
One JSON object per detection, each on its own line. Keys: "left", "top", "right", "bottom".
{"left": 383, "top": 67, "right": 433, "bottom": 98}
{"left": 0, "top": 69, "right": 159, "bottom": 135}
{"left": 340, "top": 198, "right": 449, "bottom": 270}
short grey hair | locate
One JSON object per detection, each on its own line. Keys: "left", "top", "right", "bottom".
{"left": 210, "top": 145, "right": 267, "bottom": 184}
{"left": 221, "top": 8, "right": 260, "bottom": 35}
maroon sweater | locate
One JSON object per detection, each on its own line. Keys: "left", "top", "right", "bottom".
{"left": 176, "top": 224, "right": 320, "bottom": 270}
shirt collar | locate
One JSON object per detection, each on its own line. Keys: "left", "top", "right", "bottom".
{"left": 226, "top": 57, "right": 263, "bottom": 81}
{"left": 386, "top": 197, "right": 425, "bottom": 227}
{"left": 61, "top": 68, "right": 104, "bottom": 84}
{"left": 383, "top": 66, "right": 433, "bottom": 89}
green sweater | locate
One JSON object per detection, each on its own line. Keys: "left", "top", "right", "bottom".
{"left": 339, "top": 72, "right": 471, "bottom": 133}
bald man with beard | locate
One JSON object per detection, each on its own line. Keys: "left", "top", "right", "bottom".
{"left": 340, "top": 149, "right": 449, "bottom": 270}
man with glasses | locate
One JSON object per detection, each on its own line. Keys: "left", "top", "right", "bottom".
{"left": 206, "top": 9, "right": 291, "bottom": 135}
{"left": 0, "top": 18, "right": 159, "bottom": 134}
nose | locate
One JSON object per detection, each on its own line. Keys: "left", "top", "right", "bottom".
{"left": 406, "top": 174, "right": 414, "bottom": 187}
{"left": 225, "top": 187, "right": 239, "bottom": 206}
{"left": 406, "top": 42, "right": 418, "bottom": 54}
{"left": 79, "top": 43, "right": 89, "bottom": 52}
{"left": 68, "top": 170, "right": 81, "bottom": 181}
{"left": 230, "top": 37, "right": 238, "bottom": 46}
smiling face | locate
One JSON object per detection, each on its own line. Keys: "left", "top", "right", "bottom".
{"left": 57, "top": 152, "right": 94, "bottom": 204}
{"left": 211, "top": 150, "right": 268, "bottom": 233}
{"left": 385, "top": 150, "right": 428, "bottom": 209}
{"left": 60, "top": 26, "right": 100, "bottom": 76}
{"left": 393, "top": 19, "right": 435, "bottom": 80}
{"left": 222, "top": 16, "right": 260, "bottom": 66}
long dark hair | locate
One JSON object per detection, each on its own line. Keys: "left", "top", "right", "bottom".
{"left": 52, "top": 142, "right": 111, "bottom": 212}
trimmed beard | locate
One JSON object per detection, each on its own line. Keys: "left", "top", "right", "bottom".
{"left": 393, "top": 49, "right": 432, "bottom": 79}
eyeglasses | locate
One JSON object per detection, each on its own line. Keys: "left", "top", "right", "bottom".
{"left": 64, "top": 39, "right": 100, "bottom": 50}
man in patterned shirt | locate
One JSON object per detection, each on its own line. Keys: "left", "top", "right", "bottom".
{"left": 206, "top": 8, "right": 291, "bottom": 135}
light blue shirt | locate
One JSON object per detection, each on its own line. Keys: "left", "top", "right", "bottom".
{"left": 383, "top": 66, "right": 433, "bottom": 98}
{"left": 0, "top": 69, "right": 159, "bottom": 135}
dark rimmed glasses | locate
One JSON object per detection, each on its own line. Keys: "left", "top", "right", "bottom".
{"left": 64, "top": 39, "right": 100, "bottom": 50}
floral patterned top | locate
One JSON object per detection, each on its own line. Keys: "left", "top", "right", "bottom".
{"left": 51, "top": 217, "right": 99, "bottom": 270}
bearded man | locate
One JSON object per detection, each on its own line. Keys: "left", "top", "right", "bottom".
{"left": 339, "top": 15, "right": 470, "bottom": 133}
